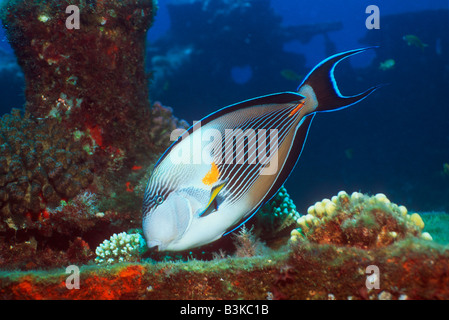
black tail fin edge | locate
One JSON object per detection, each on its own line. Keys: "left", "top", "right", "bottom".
{"left": 298, "top": 47, "right": 381, "bottom": 112}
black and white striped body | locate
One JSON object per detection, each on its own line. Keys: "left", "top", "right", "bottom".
{"left": 142, "top": 48, "right": 380, "bottom": 251}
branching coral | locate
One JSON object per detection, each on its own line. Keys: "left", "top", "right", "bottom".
{"left": 95, "top": 232, "right": 147, "bottom": 264}
{"left": 290, "top": 191, "right": 432, "bottom": 249}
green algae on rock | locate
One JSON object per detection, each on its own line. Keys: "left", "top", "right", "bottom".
{"left": 2, "top": 235, "right": 449, "bottom": 300}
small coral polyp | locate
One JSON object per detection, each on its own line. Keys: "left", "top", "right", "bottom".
{"left": 290, "top": 191, "right": 431, "bottom": 249}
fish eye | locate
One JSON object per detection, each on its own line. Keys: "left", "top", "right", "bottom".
{"left": 155, "top": 195, "right": 164, "bottom": 205}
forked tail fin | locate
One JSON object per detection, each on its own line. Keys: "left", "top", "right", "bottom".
{"left": 298, "top": 47, "right": 381, "bottom": 112}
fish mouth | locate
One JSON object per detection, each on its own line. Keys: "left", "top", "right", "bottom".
{"left": 147, "top": 240, "right": 163, "bottom": 251}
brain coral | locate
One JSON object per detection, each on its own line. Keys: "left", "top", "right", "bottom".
{"left": 290, "top": 191, "right": 432, "bottom": 249}
{"left": 0, "top": 109, "right": 94, "bottom": 230}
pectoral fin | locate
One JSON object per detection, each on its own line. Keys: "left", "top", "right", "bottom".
{"left": 199, "top": 180, "right": 227, "bottom": 217}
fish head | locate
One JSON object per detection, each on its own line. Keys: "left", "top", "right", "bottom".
{"left": 142, "top": 190, "right": 194, "bottom": 251}
{"left": 142, "top": 181, "right": 228, "bottom": 251}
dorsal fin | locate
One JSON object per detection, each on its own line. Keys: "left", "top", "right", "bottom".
{"left": 154, "top": 92, "right": 305, "bottom": 168}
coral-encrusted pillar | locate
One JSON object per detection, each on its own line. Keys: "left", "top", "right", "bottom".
{"left": 1, "top": 0, "right": 156, "bottom": 154}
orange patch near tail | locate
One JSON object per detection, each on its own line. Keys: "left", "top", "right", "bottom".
{"left": 288, "top": 101, "right": 305, "bottom": 117}
{"left": 202, "top": 162, "right": 220, "bottom": 186}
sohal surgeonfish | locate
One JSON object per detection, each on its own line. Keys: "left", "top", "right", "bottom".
{"left": 142, "top": 48, "right": 380, "bottom": 251}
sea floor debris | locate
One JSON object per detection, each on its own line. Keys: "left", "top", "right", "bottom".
{"left": 1, "top": 236, "right": 448, "bottom": 300}
{"left": 1, "top": 191, "right": 448, "bottom": 300}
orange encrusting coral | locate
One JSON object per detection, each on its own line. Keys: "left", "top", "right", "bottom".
{"left": 69, "top": 265, "right": 145, "bottom": 300}
{"left": 2, "top": 265, "right": 145, "bottom": 300}
{"left": 9, "top": 276, "right": 45, "bottom": 300}
{"left": 2, "top": 243, "right": 449, "bottom": 300}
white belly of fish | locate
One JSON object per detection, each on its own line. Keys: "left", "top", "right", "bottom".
{"left": 165, "top": 195, "right": 254, "bottom": 251}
